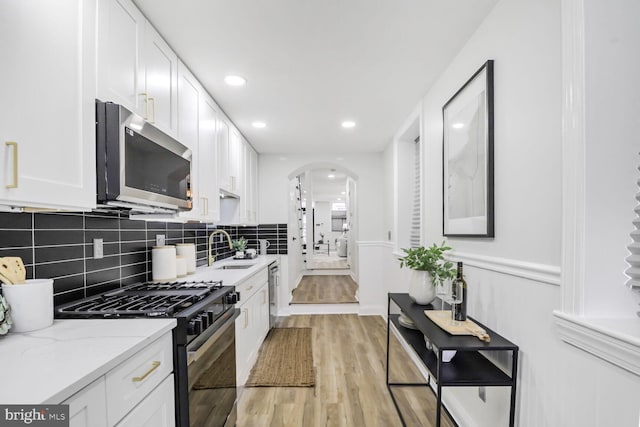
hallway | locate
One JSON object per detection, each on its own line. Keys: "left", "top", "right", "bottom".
{"left": 290, "top": 275, "right": 358, "bottom": 304}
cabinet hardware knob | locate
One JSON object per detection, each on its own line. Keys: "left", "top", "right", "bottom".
{"left": 132, "top": 361, "right": 161, "bottom": 382}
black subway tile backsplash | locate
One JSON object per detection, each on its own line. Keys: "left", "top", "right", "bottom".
{"left": 0, "top": 211, "right": 287, "bottom": 304}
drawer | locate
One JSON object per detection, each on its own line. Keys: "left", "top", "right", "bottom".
{"left": 115, "top": 374, "right": 175, "bottom": 427}
{"left": 235, "top": 268, "right": 268, "bottom": 306}
{"left": 106, "top": 332, "right": 173, "bottom": 425}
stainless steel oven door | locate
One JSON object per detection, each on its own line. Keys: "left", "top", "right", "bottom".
{"left": 187, "top": 310, "right": 239, "bottom": 427}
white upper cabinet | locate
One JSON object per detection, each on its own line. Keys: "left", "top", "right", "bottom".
{"left": 0, "top": 0, "right": 97, "bottom": 211}
{"left": 198, "top": 95, "right": 221, "bottom": 223}
{"left": 177, "top": 61, "right": 220, "bottom": 223}
{"left": 143, "top": 23, "right": 178, "bottom": 136}
{"left": 97, "top": 0, "right": 178, "bottom": 137}
{"left": 96, "top": 0, "right": 145, "bottom": 115}
{"left": 217, "top": 118, "right": 232, "bottom": 194}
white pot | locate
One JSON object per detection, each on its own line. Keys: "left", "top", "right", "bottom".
{"left": 1, "top": 279, "right": 53, "bottom": 333}
{"left": 408, "top": 270, "right": 436, "bottom": 305}
{"left": 235, "top": 251, "right": 245, "bottom": 259}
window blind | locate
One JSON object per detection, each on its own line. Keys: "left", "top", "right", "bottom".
{"left": 409, "top": 137, "right": 421, "bottom": 248}
{"left": 625, "top": 160, "right": 640, "bottom": 289}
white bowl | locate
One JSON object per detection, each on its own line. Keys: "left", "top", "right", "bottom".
{"left": 432, "top": 344, "right": 457, "bottom": 362}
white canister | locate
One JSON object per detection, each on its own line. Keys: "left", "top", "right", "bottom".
{"left": 176, "top": 255, "right": 187, "bottom": 278}
{"left": 1, "top": 279, "right": 53, "bottom": 333}
{"left": 175, "top": 243, "right": 196, "bottom": 274}
{"left": 152, "top": 246, "right": 177, "bottom": 282}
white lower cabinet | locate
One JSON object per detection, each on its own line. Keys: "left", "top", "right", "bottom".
{"left": 61, "top": 332, "right": 175, "bottom": 427}
{"left": 116, "top": 375, "right": 175, "bottom": 427}
{"left": 64, "top": 377, "right": 108, "bottom": 427}
{"left": 235, "top": 269, "right": 270, "bottom": 385}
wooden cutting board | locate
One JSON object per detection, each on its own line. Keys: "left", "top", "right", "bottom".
{"left": 424, "top": 310, "right": 491, "bottom": 342}
{"left": 0, "top": 257, "right": 26, "bottom": 284}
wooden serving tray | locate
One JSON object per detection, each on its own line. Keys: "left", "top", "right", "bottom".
{"left": 424, "top": 310, "right": 491, "bottom": 342}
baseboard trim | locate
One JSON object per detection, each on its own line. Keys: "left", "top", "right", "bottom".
{"left": 447, "top": 250, "right": 561, "bottom": 286}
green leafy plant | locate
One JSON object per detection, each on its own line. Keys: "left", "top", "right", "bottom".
{"left": 232, "top": 237, "right": 248, "bottom": 252}
{"left": 399, "top": 241, "right": 456, "bottom": 287}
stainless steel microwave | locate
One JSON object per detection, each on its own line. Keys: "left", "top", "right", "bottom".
{"left": 96, "top": 100, "right": 192, "bottom": 212}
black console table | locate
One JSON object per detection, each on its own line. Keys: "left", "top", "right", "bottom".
{"left": 386, "top": 293, "right": 519, "bottom": 427}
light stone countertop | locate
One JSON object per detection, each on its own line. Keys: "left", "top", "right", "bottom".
{"left": 0, "top": 255, "right": 280, "bottom": 405}
{"left": 0, "top": 318, "right": 176, "bottom": 404}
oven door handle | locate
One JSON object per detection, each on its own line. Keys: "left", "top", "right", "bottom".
{"left": 187, "top": 309, "right": 240, "bottom": 365}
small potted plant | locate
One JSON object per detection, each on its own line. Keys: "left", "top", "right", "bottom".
{"left": 232, "top": 237, "right": 248, "bottom": 259}
{"left": 399, "top": 241, "right": 456, "bottom": 304}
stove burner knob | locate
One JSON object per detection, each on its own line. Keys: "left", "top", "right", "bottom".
{"left": 187, "top": 319, "right": 202, "bottom": 335}
{"left": 199, "top": 313, "right": 209, "bottom": 329}
{"left": 206, "top": 310, "right": 215, "bottom": 323}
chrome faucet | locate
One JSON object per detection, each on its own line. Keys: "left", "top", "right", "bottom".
{"left": 208, "top": 229, "right": 233, "bottom": 266}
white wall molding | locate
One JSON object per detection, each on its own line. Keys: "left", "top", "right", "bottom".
{"left": 447, "top": 251, "right": 561, "bottom": 286}
{"left": 553, "top": 311, "right": 640, "bottom": 376}
{"left": 356, "top": 240, "right": 394, "bottom": 248}
{"left": 560, "top": 0, "right": 587, "bottom": 314}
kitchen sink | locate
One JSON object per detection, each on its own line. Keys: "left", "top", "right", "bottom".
{"left": 215, "top": 264, "right": 255, "bottom": 270}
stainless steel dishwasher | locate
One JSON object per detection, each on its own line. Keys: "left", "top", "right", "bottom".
{"left": 268, "top": 260, "right": 280, "bottom": 328}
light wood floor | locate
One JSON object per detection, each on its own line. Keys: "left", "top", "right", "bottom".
{"left": 309, "top": 253, "right": 349, "bottom": 270}
{"left": 237, "top": 314, "right": 455, "bottom": 427}
{"left": 291, "top": 275, "right": 358, "bottom": 304}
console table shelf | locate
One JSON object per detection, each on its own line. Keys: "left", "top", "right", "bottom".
{"left": 387, "top": 293, "right": 519, "bottom": 427}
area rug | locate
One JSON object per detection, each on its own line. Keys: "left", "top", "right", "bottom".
{"left": 245, "top": 327, "right": 315, "bottom": 387}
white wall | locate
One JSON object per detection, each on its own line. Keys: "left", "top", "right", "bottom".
{"left": 582, "top": 0, "right": 640, "bottom": 315}
{"left": 381, "top": 0, "right": 640, "bottom": 426}
{"left": 258, "top": 153, "right": 385, "bottom": 241}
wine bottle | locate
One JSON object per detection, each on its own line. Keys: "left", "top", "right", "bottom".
{"left": 453, "top": 262, "right": 467, "bottom": 321}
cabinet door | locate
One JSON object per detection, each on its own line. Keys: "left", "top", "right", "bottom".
{"left": 0, "top": 0, "right": 96, "bottom": 211}
{"left": 177, "top": 62, "right": 200, "bottom": 221}
{"left": 257, "top": 284, "right": 270, "bottom": 339}
{"left": 199, "top": 96, "right": 220, "bottom": 222}
{"left": 64, "top": 377, "right": 108, "bottom": 427}
{"left": 144, "top": 23, "right": 178, "bottom": 137}
{"left": 235, "top": 304, "right": 251, "bottom": 384}
{"left": 229, "top": 130, "right": 242, "bottom": 194}
{"left": 217, "top": 118, "right": 230, "bottom": 192}
{"left": 116, "top": 374, "right": 175, "bottom": 427}
{"left": 96, "top": 0, "right": 145, "bottom": 116}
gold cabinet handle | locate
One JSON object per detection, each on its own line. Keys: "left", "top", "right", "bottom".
{"left": 246, "top": 285, "right": 253, "bottom": 292}
{"left": 5, "top": 141, "right": 18, "bottom": 189}
{"left": 132, "top": 361, "right": 161, "bottom": 382}
{"left": 243, "top": 308, "right": 249, "bottom": 328}
{"left": 201, "top": 196, "right": 208, "bottom": 216}
{"left": 140, "top": 92, "right": 149, "bottom": 120}
{"left": 149, "top": 97, "right": 156, "bottom": 123}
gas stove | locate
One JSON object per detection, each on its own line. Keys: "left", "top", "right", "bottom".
{"left": 55, "top": 278, "right": 240, "bottom": 427}
{"left": 57, "top": 280, "right": 227, "bottom": 318}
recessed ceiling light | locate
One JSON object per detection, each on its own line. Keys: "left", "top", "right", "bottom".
{"left": 341, "top": 121, "right": 356, "bottom": 128}
{"left": 328, "top": 174, "right": 335, "bottom": 179}
{"left": 252, "top": 121, "right": 266, "bottom": 128}
{"left": 337, "top": 198, "right": 342, "bottom": 201}
{"left": 341, "top": 191, "right": 346, "bottom": 195}
{"left": 336, "top": 157, "right": 344, "bottom": 161}
{"left": 452, "top": 123, "right": 465, "bottom": 129}
{"left": 224, "top": 75, "right": 246, "bottom": 86}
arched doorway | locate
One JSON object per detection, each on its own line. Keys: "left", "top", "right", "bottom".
{"left": 287, "top": 163, "right": 359, "bottom": 306}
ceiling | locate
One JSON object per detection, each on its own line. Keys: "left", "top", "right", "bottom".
{"left": 306, "top": 169, "right": 348, "bottom": 202}
{"left": 134, "top": 0, "right": 498, "bottom": 154}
